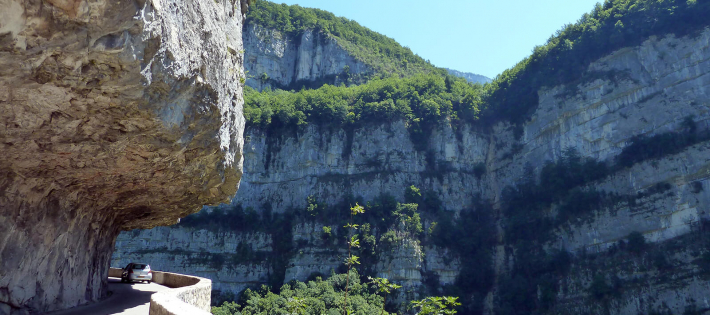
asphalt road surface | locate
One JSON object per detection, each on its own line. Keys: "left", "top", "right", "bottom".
{"left": 48, "top": 277, "right": 169, "bottom": 315}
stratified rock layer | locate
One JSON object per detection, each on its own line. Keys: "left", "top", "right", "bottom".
{"left": 115, "top": 28, "right": 710, "bottom": 314}
{"left": 0, "top": 0, "right": 247, "bottom": 314}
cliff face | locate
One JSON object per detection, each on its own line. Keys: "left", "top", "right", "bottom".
{"left": 114, "top": 28, "right": 710, "bottom": 314}
{"left": 0, "top": 0, "right": 247, "bottom": 314}
{"left": 490, "top": 28, "right": 710, "bottom": 245}
{"left": 239, "top": 120, "right": 488, "bottom": 212}
{"left": 243, "top": 23, "right": 370, "bottom": 91}
{"left": 112, "top": 225, "right": 462, "bottom": 305}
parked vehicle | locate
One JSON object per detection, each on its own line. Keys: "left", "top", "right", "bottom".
{"left": 121, "top": 263, "right": 152, "bottom": 283}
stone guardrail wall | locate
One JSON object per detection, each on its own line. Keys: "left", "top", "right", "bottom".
{"left": 109, "top": 268, "right": 211, "bottom": 315}
{"left": 108, "top": 267, "right": 123, "bottom": 278}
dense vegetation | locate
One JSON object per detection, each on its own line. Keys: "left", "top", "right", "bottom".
{"left": 245, "top": 74, "right": 482, "bottom": 127}
{"left": 482, "top": 0, "right": 710, "bottom": 125}
{"left": 245, "top": 73, "right": 483, "bottom": 152}
{"left": 246, "top": 0, "right": 710, "bottom": 132}
{"left": 212, "top": 271, "right": 389, "bottom": 315}
{"left": 246, "top": 1, "right": 436, "bottom": 78}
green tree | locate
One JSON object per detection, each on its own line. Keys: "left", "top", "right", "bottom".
{"left": 322, "top": 226, "right": 332, "bottom": 240}
{"left": 410, "top": 296, "right": 461, "bottom": 315}
{"left": 368, "top": 277, "right": 401, "bottom": 315}
{"left": 211, "top": 301, "right": 240, "bottom": 315}
{"left": 405, "top": 185, "right": 422, "bottom": 204}
{"left": 213, "top": 272, "right": 389, "bottom": 315}
{"left": 342, "top": 203, "right": 365, "bottom": 315}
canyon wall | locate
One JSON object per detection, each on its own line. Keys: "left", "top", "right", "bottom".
{"left": 114, "top": 27, "right": 710, "bottom": 314}
{"left": 490, "top": 28, "right": 710, "bottom": 246}
{"left": 0, "top": 0, "right": 247, "bottom": 313}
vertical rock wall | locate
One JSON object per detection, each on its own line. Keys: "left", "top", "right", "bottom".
{"left": 0, "top": 0, "right": 247, "bottom": 314}
{"left": 243, "top": 23, "right": 370, "bottom": 91}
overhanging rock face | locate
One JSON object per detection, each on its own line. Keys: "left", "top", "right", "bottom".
{"left": 0, "top": 0, "right": 247, "bottom": 314}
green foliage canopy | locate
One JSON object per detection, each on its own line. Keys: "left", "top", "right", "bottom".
{"left": 245, "top": 0, "right": 710, "bottom": 134}
{"left": 211, "top": 271, "right": 389, "bottom": 315}
{"left": 244, "top": 74, "right": 484, "bottom": 129}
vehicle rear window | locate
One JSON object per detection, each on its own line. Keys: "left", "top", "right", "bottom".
{"left": 133, "top": 264, "right": 147, "bottom": 269}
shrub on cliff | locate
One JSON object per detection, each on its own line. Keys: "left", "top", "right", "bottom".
{"left": 616, "top": 117, "right": 707, "bottom": 169}
{"left": 626, "top": 231, "right": 646, "bottom": 254}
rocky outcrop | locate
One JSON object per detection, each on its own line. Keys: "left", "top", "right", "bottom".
{"left": 0, "top": 0, "right": 247, "bottom": 314}
{"left": 445, "top": 68, "right": 491, "bottom": 84}
{"left": 243, "top": 23, "right": 370, "bottom": 91}
{"left": 114, "top": 28, "right": 710, "bottom": 314}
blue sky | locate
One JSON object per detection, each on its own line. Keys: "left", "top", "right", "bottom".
{"left": 273, "top": 0, "right": 602, "bottom": 79}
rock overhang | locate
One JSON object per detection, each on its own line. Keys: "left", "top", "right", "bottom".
{"left": 0, "top": 0, "right": 248, "bottom": 313}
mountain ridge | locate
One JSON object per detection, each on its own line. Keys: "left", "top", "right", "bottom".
{"left": 445, "top": 68, "right": 491, "bottom": 84}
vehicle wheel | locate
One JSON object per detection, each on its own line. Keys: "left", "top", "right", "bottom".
{"left": 147, "top": 280, "right": 151, "bottom": 284}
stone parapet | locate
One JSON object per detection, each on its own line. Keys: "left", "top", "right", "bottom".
{"left": 149, "top": 271, "right": 212, "bottom": 315}
{"left": 108, "top": 268, "right": 123, "bottom": 278}
{"left": 108, "top": 268, "right": 212, "bottom": 315}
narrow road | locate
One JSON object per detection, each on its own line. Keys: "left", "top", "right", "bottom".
{"left": 48, "top": 277, "right": 169, "bottom": 315}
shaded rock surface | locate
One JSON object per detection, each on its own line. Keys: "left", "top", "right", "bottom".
{"left": 113, "top": 227, "right": 272, "bottom": 299}
{"left": 0, "top": 0, "right": 247, "bottom": 313}
{"left": 115, "top": 28, "right": 710, "bottom": 314}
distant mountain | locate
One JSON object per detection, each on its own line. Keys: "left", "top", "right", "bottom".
{"left": 445, "top": 68, "right": 491, "bottom": 84}
{"left": 244, "top": 0, "right": 438, "bottom": 89}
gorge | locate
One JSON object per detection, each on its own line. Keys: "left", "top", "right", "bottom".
{"left": 113, "top": 1, "right": 710, "bottom": 314}
{"left": 0, "top": 0, "right": 707, "bottom": 314}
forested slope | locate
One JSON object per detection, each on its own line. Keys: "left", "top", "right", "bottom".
{"left": 245, "top": 0, "right": 438, "bottom": 85}
{"left": 484, "top": 0, "right": 710, "bottom": 125}
{"left": 246, "top": 0, "right": 710, "bottom": 130}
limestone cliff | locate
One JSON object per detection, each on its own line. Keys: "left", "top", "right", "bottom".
{"left": 243, "top": 23, "right": 370, "bottom": 91}
{"left": 0, "top": 0, "right": 247, "bottom": 313}
{"left": 114, "top": 27, "right": 710, "bottom": 314}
